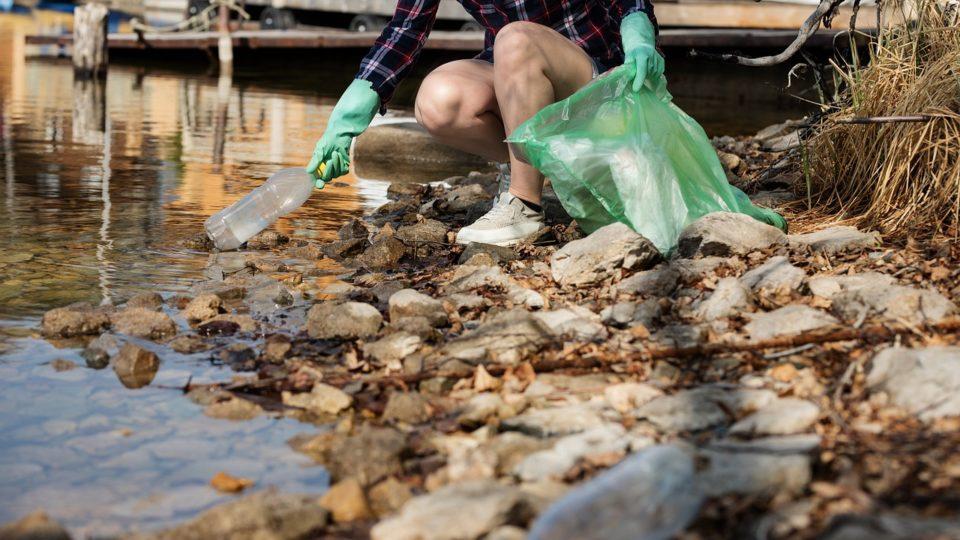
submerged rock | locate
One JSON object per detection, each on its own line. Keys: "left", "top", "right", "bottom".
{"left": 0, "top": 510, "right": 70, "bottom": 540}
{"left": 788, "top": 225, "right": 880, "bottom": 254}
{"left": 371, "top": 481, "right": 533, "bottom": 540}
{"left": 110, "top": 307, "right": 177, "bottom": 340}
{"left": 678, "top": 212, "right": 785, "bottom": 258}
{"left": 41, "top": 304, "right": 111, "bottom": 338}
{"left": 744, "top": 305, "right": 838, "bottom": 340}
{"left": 134, "top": 488, "right": 328, "bottom": 540}
{"left": 126, "top": 291, "right": 165, "bottom": 311}
{"left": 528, "top": 445, "right": 703, "bottom": 540}
{"left": 305, "top": 302, "right": 383, "bottom": 340}
{"left": 113, "top": 343, "right": 160, "bottom": 389}
{"left": 866, "top": 346, "right": 960, "bottom": 421}
{"left": 181, "top": 293, "right": 223, "bottom": 323}
{"left": 550, "top": 222, "right": 661, "bottom": 287}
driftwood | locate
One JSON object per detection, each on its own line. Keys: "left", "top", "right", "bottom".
{"left": 689, "top": 0, "right": 847, "bottom": 66}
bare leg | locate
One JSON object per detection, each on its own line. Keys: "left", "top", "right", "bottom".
{"left": 415, "top": 60, "right": 509, "bottom": 163}
{"left": 493, "top": 22, "right": 596, "bottom": 204}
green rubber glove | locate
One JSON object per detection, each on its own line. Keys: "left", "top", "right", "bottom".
{"left": 306, "top": 79, "right": 380, "bottom": 188}
{"left": 621, "top": 12, "right": 665, "bottom": 93}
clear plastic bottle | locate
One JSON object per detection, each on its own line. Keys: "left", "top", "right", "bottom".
{"left": 204, "top": 167, "right": 314, "bottom": 251}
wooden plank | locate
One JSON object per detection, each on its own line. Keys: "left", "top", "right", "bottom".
{"left": 658, "top": 2, "right": 877, "bottom": 29}
{"left": 27, "top": 27, "right": 860, "bottom": 51}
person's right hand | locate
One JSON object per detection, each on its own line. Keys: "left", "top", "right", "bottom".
{"left": 306, "top": 79, "right": 381, "bottom": 189}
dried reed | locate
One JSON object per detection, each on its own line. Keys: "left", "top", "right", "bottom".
{"left": 806, "top": 0, "right": 960, "bottom": 238}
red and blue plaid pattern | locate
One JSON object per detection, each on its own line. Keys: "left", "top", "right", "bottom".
{"left": 357, "top": 0, "right": 656, "bottom": 105}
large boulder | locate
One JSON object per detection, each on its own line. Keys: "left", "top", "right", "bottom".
{"left": 551, "top": 223, "right": 660, "bottom": 287}
{"left": 305, "top": 302, "right": 383, "bottom": 340}
{"left": 678, "top": 212, "right": 785, "bottom": 258}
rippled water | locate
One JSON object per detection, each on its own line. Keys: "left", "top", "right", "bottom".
{"left": 0, "top": 9, "right": 812, "bottom": 537}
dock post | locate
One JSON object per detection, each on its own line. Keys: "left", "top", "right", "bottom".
{"left": 72, "top": 2, "right": 109, "bottom": 78}
{"left": 217, "top": 2, "right": 233, "bottom": 76}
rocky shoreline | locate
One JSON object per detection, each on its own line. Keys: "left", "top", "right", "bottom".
{"left": 8, "top": 125, "right": 960, "bottom": 539}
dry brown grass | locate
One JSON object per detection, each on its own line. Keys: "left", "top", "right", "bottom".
{"left": 806, "top": 1, "right": 960, "bottom": 239}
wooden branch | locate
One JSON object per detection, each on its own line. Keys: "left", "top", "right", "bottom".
{"left": 836, "top": 115, "right": 933, "bottom": 124}
{"left": 329, "top": 318, "right": 960, "bottom": 389}
{"left": 689, "top": 0, "right": 846, "bottom": 66}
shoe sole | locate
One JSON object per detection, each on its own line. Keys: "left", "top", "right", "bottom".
{"left": 454, "top": 223, "right": 543, "bottom": 247}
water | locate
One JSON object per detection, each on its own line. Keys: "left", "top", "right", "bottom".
{"left": 0, "top": 9, "right": 814, "bottom": 537}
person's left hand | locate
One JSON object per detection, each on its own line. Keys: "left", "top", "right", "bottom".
{"left": 620, "top": 12, "right": 665, "bottom": 92}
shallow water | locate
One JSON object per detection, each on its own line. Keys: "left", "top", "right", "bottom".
{"left": 0, "top": 9, "right": 813, "bottom": 537}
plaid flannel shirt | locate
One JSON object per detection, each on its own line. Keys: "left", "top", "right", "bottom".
{"left": 356, "top": 0, "right": 656, "bottom": 106}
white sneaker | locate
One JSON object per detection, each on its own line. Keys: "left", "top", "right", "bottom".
{"left": 455, "top": 192, "right": 545, "bottom": 247}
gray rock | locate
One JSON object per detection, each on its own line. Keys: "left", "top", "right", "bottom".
{"left": 457, "top": 393, "right": 516, "bottom": 428}
{"left": 612, "top": 265, "right": 680, "bottom": 297}
{"left": 807, "top": 272, "right": 895, "bottom": 299}
{"left": 245, "top": 278, "right": 295, "bottom": 314}
{"left": 370, "top": 279, "right": 411, "bottom": 306}
{"left": 309, "top": 426, "right": 407, "bottom": 487}
{"left": 206, "top": 252, "right": 251, "bottom": 277}
{"left": 181, "top": 293, "right": 223, "bottom": 323}
{"left": 696, "top": 450, "right": 811, "bottom": 497}
{"left": 740, "top": 256, "right": 805, "bottom": 292}
{"left": 635, "top": 386, "right": 776, "bottom": 432}
{"left": 678, "top": 212, "right": 785, "bottom": 258}
{"left": 0, "top": 510, "right": 70, "bottom": 540}
{"left": 371, "top": 481, "right": 533, "bottom": 540}
{"left": 441, "top": 184, "right": 494, "bottom": 213}
{"left": 322, "top": 238, "right": 369, "bottom": 261}
{"left": 306, "top": 302, "right": 383, "bottom": 340}
{"left": 528, "top": 445, "right": 703, "bottom": 540}
{"left": 458, "top": 242, "right": 517, "bottom": 265}
{"left": 750, "top": 189, "right": 798, "bottom": 207}
{"left": 382, "top": 392, "right": 431, "bottom": 424}
{"left": 788, "top": 226, "right": 881, "bottom": 254}
{"left": 437, "top": 309, "right": 551, "bottom": 366}
{"left": 110, "top": 307, "right": 177, "bottom": 340}
{"left": 821, "top": 513, "right": 960, "bottom": 540}
{"left": 533, "top": 306, "right": 608, "bottom": 342}
{"left": 551, "top": 223, "right": 661, "bottom": 287}
{"left": 339, "top": 219, "right": 372, "bottom": 242}
{"left": 745, "top": 305, "right": 838, "bottom": 340}
{"left": 762, "top": 131, "right": 801, "bottom": 152}
{"left": 604, "top": 383, "right": 664, "bottom": 413}
{"left": 502, "top": 403, "right": 604, "bottom": 438}
{"left": 395, "top": 219, "right": 448, "bottom": 245}
{"left": 729, "top": 398, "right": 820, "bottom": 436}
{"left": 389, "top": 289, "right": 447, "bottom": 327}
{"left": 696, "top": 277, "right": 752, "bottom": 321}
{"left": 357, "top": 237, "right": 407, "bottom": 271}
{"left": 653, "top": 324, "right": 706, "bottom": 348}
{"left": 282, "top": 383, "right": 352, "bottom": 415}
{"left": 41, "top": 304, "right": 111, "bottom": 338}
{"left": 168, "top": 334, "right": 212, "bottom": 355}
{"left": 388, "top": 316, "right": 441, "bottom": 342}
{"left": 449, "top": 264, "right": 544, "bottom": 309}
{"left": 363, "top": 332, "right": 422, "bottom": 365}
{"left": 708, "top": 434, "right": 822, "bottom": 455}
{"left": 669, "top": 256, "right": 746, "bottom": 282}
{"left": 866, "top": 346, "right": 960, "bottom": 421}
{"left": 755, "top": 120, "right": 802, "bottom": 142}
{"left": 443, "top": 293, "right": 487, "bottom": 313}
{"left": 136, "top": 488, "right": 328, "bottom": 540}
{"left": 126, "top": 292, "right": 164, "bottom": 311}
{"left": 600, "top": 298, "right": 662, "bottom": 328}
{"left": 831, "top": 284, "right": 956, "bottom": 325}
{"left": 113, "top": 343, "right": 160, "bottom": 389}
{"left": 515, "top": 424, "right": 628, "bottom": 482}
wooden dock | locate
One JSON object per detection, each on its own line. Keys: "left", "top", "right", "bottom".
{"left": 25, "top": 27, "right": 859, "bottom": 52}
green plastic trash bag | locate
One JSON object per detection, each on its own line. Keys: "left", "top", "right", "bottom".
{"left": 507, "top": 64, "right": 786, "bottom": 254}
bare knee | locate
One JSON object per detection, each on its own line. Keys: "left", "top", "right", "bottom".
{"left": 493, "top": 22, "right": 545, "bottom": 75}
{"left": 415, "top": 73, "right": 465, "bottom": 134}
